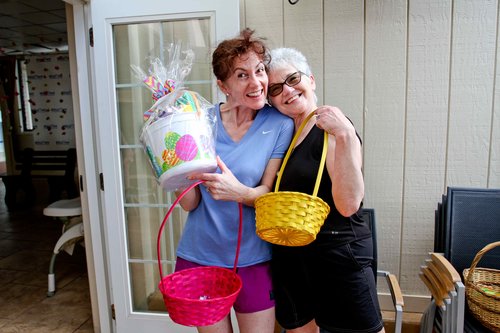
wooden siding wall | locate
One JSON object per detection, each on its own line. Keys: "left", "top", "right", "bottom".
{"left": 240, "top": 0, "right": 500, "bottom": 306}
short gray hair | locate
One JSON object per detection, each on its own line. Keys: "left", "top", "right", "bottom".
{"left": 268, "top": 47, "right": 317, "bottom": 103}
{"left": 268, "top": 47, "right": 312, "bottom": 75}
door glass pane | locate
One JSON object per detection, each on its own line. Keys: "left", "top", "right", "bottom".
{"left": 113, "top": 18, "right": 212, "bottom": 312}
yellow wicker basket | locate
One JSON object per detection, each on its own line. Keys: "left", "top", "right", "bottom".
{"left": 255, "top": 112, "right": 330, "bottom": 246}
{"left": 463, "top": 241, "right": 500, "bottom": 332}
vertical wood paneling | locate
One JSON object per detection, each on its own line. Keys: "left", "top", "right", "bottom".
{"left": 239, "top": 0, "right": 246, "bottom": 30}
{"left": 364, "top": 0, "right": 407, "bottom": 278}
{"left": 241, "top": 0, "right": 284, "bottom": 49}
{"left": 402, "top": 0, "right": 452, "bottom": 295}
{"left": 490, "top": 3, "right": 500, "bottom": 187}
{"left": 243, "top": 0, "right": 500, "bottom": 307}
{"left": 446, "top": 0, "right": 498, "bottom": 187}
{"left": 324, "top": 0, "right": 365, "bottom": 132}
{"left": 283, "top": 0, "right": 324, "bottom": 103}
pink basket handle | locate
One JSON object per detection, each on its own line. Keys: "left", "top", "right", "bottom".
{"left": 157, "top": 180, "right": 243, "bottom": 280}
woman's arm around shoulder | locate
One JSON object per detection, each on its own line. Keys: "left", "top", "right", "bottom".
{"left": 315, "top": 105, "right": 364, "bottom": 217}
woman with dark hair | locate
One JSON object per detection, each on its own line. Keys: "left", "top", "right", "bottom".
{"left": 175, "top": 29, "right": 294, "bottom": 333}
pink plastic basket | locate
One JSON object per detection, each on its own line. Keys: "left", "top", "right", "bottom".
{"left": 157, "top": 181, "right": 243, "bottom": 327}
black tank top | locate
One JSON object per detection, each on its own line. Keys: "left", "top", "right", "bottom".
{"left": 278, "top": 125, "right": 371, "bottom": 246}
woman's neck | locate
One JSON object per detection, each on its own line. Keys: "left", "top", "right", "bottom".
{"left": 293, "top": 109, "right": 317, "bottom": 146}
{"left": 294, "top": 109, "right": 316, "bottom": 131}
{"left": 220, "top": 103, "right": 258, "bottom": 142}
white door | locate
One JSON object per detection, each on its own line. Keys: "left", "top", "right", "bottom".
{"left": 84, "top": 1, "right": 238, "bottom": 332}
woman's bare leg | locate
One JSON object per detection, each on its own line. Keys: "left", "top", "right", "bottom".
{"left": 236, "top": 307, "right": 275, "bottom": 333}
{"left": 197, "top": 315, "right": 233, "bottom": 333}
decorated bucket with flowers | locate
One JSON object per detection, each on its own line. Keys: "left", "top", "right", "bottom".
{"left": 140, "top": 91, "right": 216, "bottom": 191}
{"left": 134, "top": 43, "right": 217, "bottom": 191}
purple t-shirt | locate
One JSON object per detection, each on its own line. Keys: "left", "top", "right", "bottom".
{"left": 176, "top": 104, "right": 294, "bottom": 267}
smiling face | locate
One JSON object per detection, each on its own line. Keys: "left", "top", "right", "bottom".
{"left": 268, "top": 64, "right": 316, "bottom": 119}
{"left": 218, "top": 51, "right": 268, "bottom": 111}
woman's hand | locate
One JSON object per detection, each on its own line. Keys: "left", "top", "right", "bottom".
{"left": 190, "top": 155, "right": 281, "bottom": 206}
{"left": 191, "top": 156, "right": 250, "bottom": 203}
{"left": 315, "top": 105, "right": 356, "bottom": 138}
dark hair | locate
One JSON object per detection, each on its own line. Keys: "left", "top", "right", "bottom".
{"left": 212, "top": 28, "right": 270, "bottom": 81}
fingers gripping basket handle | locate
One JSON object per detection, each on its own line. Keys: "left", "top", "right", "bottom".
{"left": 274, "top": 111, "right": 328, "bottom": 195}
{"left": 156, "top": 180, "right": 243, "bottom": 280}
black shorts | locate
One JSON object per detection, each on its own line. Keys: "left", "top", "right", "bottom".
{"left": 271, "top": 236, "right": 384, "bottom": 333}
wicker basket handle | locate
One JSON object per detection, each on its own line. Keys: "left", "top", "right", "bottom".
{"left": 274, "top": 111, "right": 328, "bottom": 196}
{"left": 464, "top": 240, "right": 500, "bottom": 286}
{"left": 157, "top": 180, "right": 243, "bottom": 280}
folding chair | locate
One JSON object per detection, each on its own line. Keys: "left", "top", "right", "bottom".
{"left": 43, "top": 196, "right": 83, "bottom": 296}
{"left": 443, "top": 187, "right": 500, "bottom": 276}
{"left": 419, "top": 252, "right": 465, "bottom": 333}
{"left": 434, "top": 187, "right": 499, "bottom": 332}
{"left": 359, "top": 208, "right": 404, "bottom": 333}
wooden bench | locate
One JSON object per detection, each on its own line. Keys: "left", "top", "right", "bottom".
{"left": 0, "top": 148, "right": 78, "bottom": 210}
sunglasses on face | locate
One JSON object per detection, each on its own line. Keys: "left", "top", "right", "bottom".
{"left": 268, "top": 71, "right": 306, "bottom": 97}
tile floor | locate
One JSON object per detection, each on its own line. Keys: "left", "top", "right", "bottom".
{"left": 0, "top": 180, "right": 93, "bottom": 332}
{"left": 0, "top": 178, "right": 425, "bottom": 333}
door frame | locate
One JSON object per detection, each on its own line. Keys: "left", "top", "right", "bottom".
{"left": 68, "top": 0, "right": 240, "bottom": 331}
{"left": 66, "top": 1, "right": 113, "bottom": 332}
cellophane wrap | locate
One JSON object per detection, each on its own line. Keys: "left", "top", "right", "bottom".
{"left": 133, "top": 42, "right": 217, "bottom": 191}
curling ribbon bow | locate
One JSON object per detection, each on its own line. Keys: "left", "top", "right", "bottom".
{"left": 143, "top": 77, "right": 176, "bottom": 120}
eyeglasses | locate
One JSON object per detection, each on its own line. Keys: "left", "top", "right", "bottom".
{"left": 268, "top": 71, "right": 305, "bottom": 97}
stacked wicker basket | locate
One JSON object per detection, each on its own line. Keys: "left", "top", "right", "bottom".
{"left": 463, "top": 241, "right": 500, "bottom": 331}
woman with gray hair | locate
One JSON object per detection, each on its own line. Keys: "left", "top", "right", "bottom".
{"left": 267, "top": 47, "right": 384, "bottom": 333}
